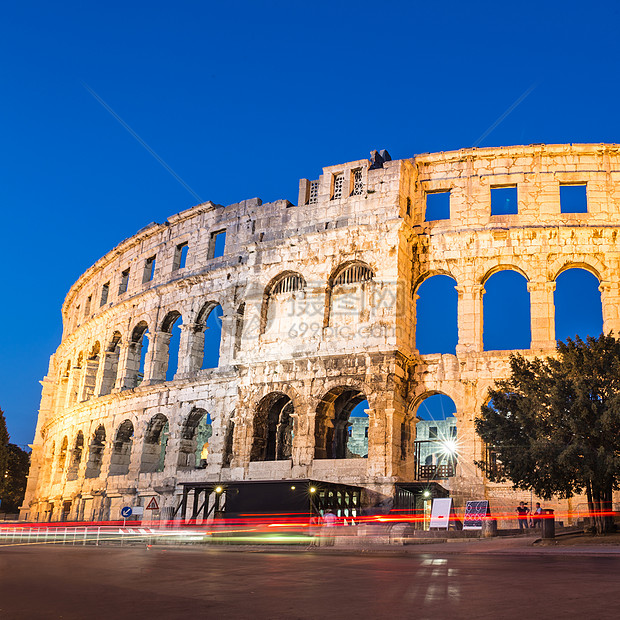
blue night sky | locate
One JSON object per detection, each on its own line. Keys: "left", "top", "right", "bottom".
{"left": 1, "top": 0, "right": 619, "bottom": 445}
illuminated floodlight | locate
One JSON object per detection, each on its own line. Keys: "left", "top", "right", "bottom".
{"left": 290, "top": 485, "right": 296, "bottom": 490}
{"left": 309, "top": 487, "right": 316, "bottom": 493}
{"left": 423, "top": 490, "right": 431, "bottom": 498}
{"left": 441, "top": 439, "right": 458, "bottom": 455}
{"left": 215, "top": 486, "right": 223, "bottom": 494}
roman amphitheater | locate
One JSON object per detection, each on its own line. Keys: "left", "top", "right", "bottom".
{"left": 21, "top": 143, "right": 620, "bottom": 524}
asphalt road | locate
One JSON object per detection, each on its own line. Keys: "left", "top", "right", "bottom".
{"left": 1, "top": 545, "right": 619, "bottom": 619}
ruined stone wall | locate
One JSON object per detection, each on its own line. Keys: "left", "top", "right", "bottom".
{"left": 22, "top": 143, "right": 620, "bottom": 523}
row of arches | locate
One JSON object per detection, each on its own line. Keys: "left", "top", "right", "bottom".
{"left": 44, "top": 408, "right": 214, "bottom": 488}
{"left": 42, "top": 389, "right": 466, "bottom": 496}
{"left": 250, "top": 388, "right": 371, "bottom": 462}
{"left": 260, "top": 262, "right": 375, "bottom": 338}
{"left": 56, "top": 304, "right": 224, "bottom": 408}
{"left": 416, "top": 267, "right": 603, "bottom": 353}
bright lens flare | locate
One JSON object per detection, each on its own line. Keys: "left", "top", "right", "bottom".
{"left": 441, "top": 439, "right": 458, "bottom": 455}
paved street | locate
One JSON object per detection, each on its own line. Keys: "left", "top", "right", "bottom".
{"left": 1, "top": 544, "right": 620, "bottom": 619}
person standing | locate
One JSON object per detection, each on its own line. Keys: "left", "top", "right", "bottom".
{"left": 531, "top": 502, "right": 542, "bottom": 528}
{"left": 322, "top": 509, "right": 337, "bottom": 546}
{"left": 516, "top": 501, "right": 530, "bottom": 531}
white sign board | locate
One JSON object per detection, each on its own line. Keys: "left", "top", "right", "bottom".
{"left": 429, "top": 498, "right": 453, "bottom": 529}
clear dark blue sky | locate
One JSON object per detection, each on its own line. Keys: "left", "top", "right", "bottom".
{"left": 1, "top": 0, "right": 619, "bottom": 445}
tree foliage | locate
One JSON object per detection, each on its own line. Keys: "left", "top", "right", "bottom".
{"left": 0, "top": 408, "right": 30, "bottom": 514}
{"left": 475, "top": 334, "right": 620, "bottom": 534}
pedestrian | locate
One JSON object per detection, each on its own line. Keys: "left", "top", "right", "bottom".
{"left": 322, "top": 508, "right": 337, "bottom": 546}
{"left": 516, "top": 501, "right": 530, "bottom": 531}
{"left": 308, "top": 513, "right": 321, "bottom": 547}
{"left": 531, "top": 502, "right": 542, "bottom": 528}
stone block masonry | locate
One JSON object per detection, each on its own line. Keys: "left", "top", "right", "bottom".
{"left": 21, "top": 144, "right": 620, "bottom": 524}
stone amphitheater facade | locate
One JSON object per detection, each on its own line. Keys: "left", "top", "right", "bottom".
{"left": 21, "top": 143, "right": 620, "bottom": 523}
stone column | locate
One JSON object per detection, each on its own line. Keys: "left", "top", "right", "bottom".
{"left": 96, "top": 350, "right": 118, "bottom": 396}
{"left": 144, "top": 331, "right": 171, "bottom": 384}
{"left": 217, "top": 311, "right": 234, "bottom": 367}
{"left": 114, "top": 343, "right": 130, "bottom": 390}
{"left": 81, "top": 358, "right": 99, "bottom": 401}
{"left": 177, "top": 323, "right": 200, "bottom": 375}
{"left": 292, "top": 408, "right": 314, "bottom": 467}
{"left": 600, "top": 280, "right": 620, "bottom": 336}
{"left": 456, "top": 284, "right": 484, "bottom": 354}
{"left": 527, "top": 280, "right": 556, "bottom": 350}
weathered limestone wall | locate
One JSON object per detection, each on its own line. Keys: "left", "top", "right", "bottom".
{"left": 22, "top": 143, "right": 620, "bottom": 523}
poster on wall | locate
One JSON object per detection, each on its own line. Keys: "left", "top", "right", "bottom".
{"left": 429, "top": 498, "right": 453, "bottom": 529}
{"left": 463, "top": 500, "right": 490, "bottom": 529}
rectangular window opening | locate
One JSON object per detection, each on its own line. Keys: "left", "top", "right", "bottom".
{"left": 560, "top": 183, "right": 587, "bottom": 213}
{"left": 209, "top": 230, "right": 226, "bottom": 259}
{"left": 142, "top": 256, "right": 156, "bottom": 284}
{"left": 425, "top": 191, "right": 450, "bottom": 221}
{"left": 332, "top": 173, "right": 344, "bottom": 200}
{"left": 428, "top": 426, "right": 438, "bottom": 439}
{"left": 351, "top": 168, "right": 363, "bottom": 196}
{"left": 173, "top": 242, "right": 189, "bottom": 271}
{"left": 100, "top": 282, "right": 110, "bottom": 306}
{"left": 84, "top": 295, "right": 92, "bottom": 317}
{"left": 119, "top": 269, "right": 130, "bottom": 295}
{"left": 308, "top": 180, "right": 319, "bottom": 204}
{"left": 491, "top": 185, "right": 518, "bottom": 216}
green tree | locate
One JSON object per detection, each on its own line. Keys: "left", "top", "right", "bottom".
{"left": 475, "top": 334, "right": 620, "bottom": 534}
{"left": 0, "top": 408, "right": 31, "bottom": 514}
{"left": 0, "top": 444, "right": 30, "bottom": 513}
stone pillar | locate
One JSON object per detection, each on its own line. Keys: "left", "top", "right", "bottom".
{"left": 527, "top": 280, "right": 556, "bottom": 350}
{"left": 81, "top": 358, "right": 99, "bottom": 401}
{"left": 97, "top": 350, "right": 118, "bottom": 396}
{"left": 114, "top": 342, "right": 133, "bottom": 390}
{"left": 292, "top": 408, "right": 313, "bottom": 467}
{"left": 230, "top": 412, "right": 252, "bottom": 470}
{"left": 144, "top": 331, "right": 171, "bottom": 384}
{"left": 177, "top": 323, "right": 200, "bottom": 375}
{"left": 367, "top": 407, "right": 388, "bottom": 478}
{"left": 456, "top": 284, "right": 484, "bottom": 354}
{"left": 600, "top": 280, "right": 620, "bottom": 336}
{"left": 64, "top": 365, "right": 82, "bottom": 407}
{"left": 20, "top": 374, "right": 56, "bottom": 520}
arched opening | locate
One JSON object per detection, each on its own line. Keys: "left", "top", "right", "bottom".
{"left": 100, "top": 332, "right": 121, "bottom": 395}
{"left": 54, "top": 436, "right": 68, "bottom": 484}
{"left": 555, "top": 267, "right": 603, "bottom": 342}
{"left": 66, "top": 431, "right": 84, "bottom": 481}
{"left": 200, "top": 304, "right": 223, "bottom": 369}
{"left": 483, "top": 269, "right": 531, "bottom": 351}
{"left": 261, "top": 272, "right": 307, "bottom": 338}
{"left": 178, "top": 408, "right": 213, "bottom": 468}
{"left": 190, "top": 303, "right": 224, "bottom": 371}
{"left": 160, "top": 311, "right": 182, "bottom": 381}
{"left": 415, "top": 274, "right": 458, "bottom": 354}
{"left": 414, "top": 393, "right": 457, "bottom": 480}
{"left": 127, "top": 321, "right": 149, "bottom": 388}
{"left": 250, "top": 393, "right": 294, "bottom": 462}
{"left": 140, "top": 414, "right": 169, "bottom": 473}
{"left": 109, "top": 420, "right": 134, "bottom": 476}
{"left": 315, "top": 387, "right": 368, "bottom": 459}
{"left": 85, "top": 425, "right": 106, "bottom": 479}
{"left": 326, "top": 262, "right": 374, "bottom": 332}
{"left": 82, "top": 342, "right": 101, "bottom": 400}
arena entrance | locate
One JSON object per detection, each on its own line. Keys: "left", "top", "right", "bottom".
{"left": 175, "top": 480, "right": 362, "bottom": 523}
